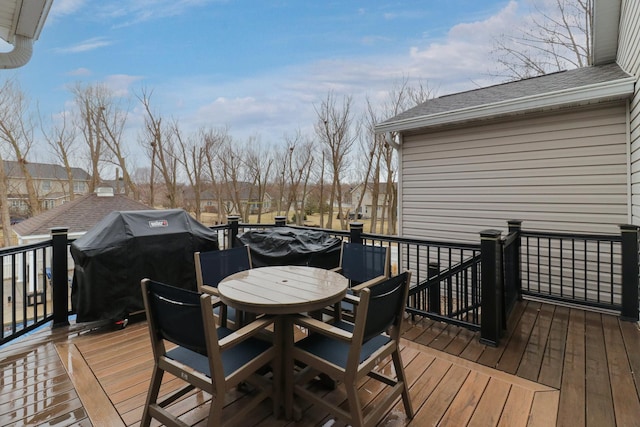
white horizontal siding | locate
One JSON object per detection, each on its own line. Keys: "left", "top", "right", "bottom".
{"left": 619, "top": 0, "right": 640, "bottom": 225}
{"left": 400, "top": 102, "right": 628, "bottom": 243}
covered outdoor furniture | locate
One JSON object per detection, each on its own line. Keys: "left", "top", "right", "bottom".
{"left": 71, "top": 209, "right": 219, "bottom": 322}
{"left": 291, "top": 271, "right": 414, "bottom": 427}
{"left": 140, "top": 278, "right": 275, "bottom": 427}
{"left": 236, "top": 227, "right": 341, "bottom": 268}
{"left": 195, "top": 245, "right": 253, "bottom": 327}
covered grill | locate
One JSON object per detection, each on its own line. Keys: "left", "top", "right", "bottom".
{"left": 71, "top": 209, "right": 219, "bottom": 322}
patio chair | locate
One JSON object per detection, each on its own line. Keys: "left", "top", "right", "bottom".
{"left": 140, "top": 278, "right": 275, "bottom": 427}
{"left": 195, "top": 245, "right": 252, "bottom": 327}
{"left": 334, "top": 242, "right": 391, "bottom": 290}
{"left": 291, "top": 271, "right": 414, "bottom": 427}
{"left": 323, "top": 242, "right": 390, "bottom": 321}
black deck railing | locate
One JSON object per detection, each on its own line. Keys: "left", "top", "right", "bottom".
{"left": 1, "top": 238, "right": 57, "bottom": 345}
{"left": 2, "top": 216, "right": 639, "bottom": 347}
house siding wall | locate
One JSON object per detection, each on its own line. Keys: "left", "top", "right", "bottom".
{"left": 400, "top": 102, "right": 629, "bottom": 243}
{"left": 617, "top": 0, "right": 640, "bottom": 224}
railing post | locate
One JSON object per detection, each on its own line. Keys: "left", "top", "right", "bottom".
{"left": 227, "top": 215, "right": 240, "bottom": 248}
{"left": 275, "top": 216, "right": 287, "bottom": 226}
{"left": 620, "top": 224, "right": 639, "bottom": 321}
{"left": 427, "top": 262, "right": 441, "bottom": 314}
{"left": 51, "top": 227, "right": 70, "bottom": 328}
{"left": 480, "top": 229, "right": 503, "bottom": 347}
{"left": 349, "top": 222, "right": 363, "bottom": 244}
{"left": 507, "top": 219, "right": 522, "bottom": 296}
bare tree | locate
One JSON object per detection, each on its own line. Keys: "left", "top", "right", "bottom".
{"left": 359, "top": 78, "right": 435, "bottom": 234}
{"left": 70, "top": 83, "right": 105, "bottom": 193}
{"left": 276, "top": 131, "right": 315, "bottom": 225}
{"left": 202, "top": 126, "right": 231, "bottom": 224}
{"left": 218, "top": 138, "right": 248, "bottom": 220}
{"left": 0, "top": 154, "right": 11, "bottom": 246}
{"left": 0, "top": 78, "right": 40, "bottom": 216}
{"left": 175, "top": 125, "right": 206, "bottom": 221}
{"left": 92, "top": 89, "right": 136, "bottom": 197}
{"left": 492, "top": 0, "right": 592, "bottom": 79}
{"left": 42, "top": 111, "right": 78, "bottom": 200}
{"left": 314, "top": 91, "right": 357, "bottom": 230}
{"left": 138, "top": 90, "right": 180, "bottom": 208}
{"left": 244, "top": 138, "right": 273, "bottom": 224}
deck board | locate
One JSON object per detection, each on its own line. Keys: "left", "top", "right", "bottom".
{"left": 516, "top": 302, "right": 554, "bottom": 381}
{"left": 602, "top": 315, "right": 640, "bottom": 427}
{"left": 557, "top": 309, "right": 586, "bottom": 427}
{"left": 537, "top": 305, "right": 569, "bottom": 389}
{"left": 584, "top": 311, "right": 616, "bottom": 427}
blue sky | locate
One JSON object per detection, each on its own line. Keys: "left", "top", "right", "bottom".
{"left": 1, "top": 0, "right": 542, "bottom": 167}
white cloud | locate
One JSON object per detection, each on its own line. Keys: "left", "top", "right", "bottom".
{"left": 407, "top": 1, "right": 521, "bottom": 91}
{"left": 104, "top": 74, "right": 145, "bottom": 97}
{"left": 49, "top": 0, "right": 86, "bottom": 20}
{"left": 96, "top": 0, "right": 221, "bottom": 27}
{"left": 67, "top": 67, "right": 92, "bottom": 76}
{"left": 129, "top": 1, "right": 530, "bottom": 144}
{"left": 55, "top": 37, "right": 113, "bottom": 53}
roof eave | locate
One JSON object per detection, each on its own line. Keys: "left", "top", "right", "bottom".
{"left": 375, "top": 77, "right": 636, "bottom": 134}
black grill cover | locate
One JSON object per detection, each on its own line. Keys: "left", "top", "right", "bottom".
{"left": 237, "top": 227, "right": 341, "bottom": 268}
{"left": 70, "top": 209, "right": 219, "bottom": 322}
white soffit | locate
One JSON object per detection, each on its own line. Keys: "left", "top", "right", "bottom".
{"left": 0, "top": 0, "right": 52, "bottom": 43}
{"left": 592, "top": 0, "right": 622, "bottom": 65}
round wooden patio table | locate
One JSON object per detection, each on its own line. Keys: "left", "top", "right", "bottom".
{"left": 218, "top": 265, "right": 348, "bottom": 420}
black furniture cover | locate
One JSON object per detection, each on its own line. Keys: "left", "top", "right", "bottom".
{"left": 71, "top": 209, "right": 219, "bottom": 322}
{"left": 237, "top": 227, "right": 342, "bottom": 268}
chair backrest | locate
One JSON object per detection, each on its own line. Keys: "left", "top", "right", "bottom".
{"left": 195, "top": 245, "right": 252, "bottom": 290}
{"left": 360, "top": 271, "right": 411, "bottom": 343}
{"left": 340, "top": 242, "right": 390, "bottom": 284}
{"left": 142, "top": 279, "right": 208, "bottom": 355}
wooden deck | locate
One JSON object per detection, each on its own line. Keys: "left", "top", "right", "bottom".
{"left": 1, "top": 299, "right": 638, "bottom": 426}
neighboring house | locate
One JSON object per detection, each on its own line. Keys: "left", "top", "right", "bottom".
{"left": 11, "top": 187, "right": 152, "bottom": 245}
{"left": 4, "top": 161, "right": 91, "bottom": 217}
{"left": 7, "top": 187, "right": 153, "bottom": 297}
{"left": 375, "top": 0, "right": 639, "bottom": 243}
{"left": 184, "top": 183, "right": 273, "bottom": 215}
{"left": 350, "top": 183, "right": 396, "bottom": 219}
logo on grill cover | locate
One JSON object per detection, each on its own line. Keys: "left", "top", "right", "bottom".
{"left": 148, "top": 219, "right": 168, "bottom": 228}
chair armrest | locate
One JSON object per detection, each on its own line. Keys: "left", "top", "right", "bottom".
{"left": 218, "top": 316, "right": 275, "bottom": 350}
{"left": 200, "top": 284, "right": 220, "bottom": 296}
{"left": 208, "top": 296, "right": 225, "bottom": 309}
{"left": 343, "top": 293, "right": 360, "bottom": 306}
{"left": 293, "top": 315, "right": 353, "bottom": 342}
{"left": 350, "top": 274, "right": 387, "bottom": 292}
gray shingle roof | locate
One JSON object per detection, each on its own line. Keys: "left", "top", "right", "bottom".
{"left": 378, "top": 63, "right": 632, "bottom": 128}
{"left": 3, "top": 160, "right": 91, "bottom": 180}
{"left": 12, "top": 193, "right": 152, "bottom": 237}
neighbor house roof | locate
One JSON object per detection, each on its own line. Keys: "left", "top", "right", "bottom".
{"left": 12, "top": 191, "right": 152, "bottom": 238}
{"left": 4, "top": 160, "right": 91, "bottom": 181}
{"left": 376, "top": 63, "right": 635, "bottom": 134}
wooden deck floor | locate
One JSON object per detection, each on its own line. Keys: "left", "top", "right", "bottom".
{"left": 404, "top": 300, "right": 640, "bottom": 427}
{"left": 1, "top": 299, "right": 638, "bottom": 426}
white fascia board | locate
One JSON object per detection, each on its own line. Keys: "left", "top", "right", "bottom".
{"left": 375, "top": 77, "right": 636, "bottom": 134}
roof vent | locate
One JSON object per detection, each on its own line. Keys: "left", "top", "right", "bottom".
{"left": 96, "top": 187, "right": 114, "bottom": 197}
